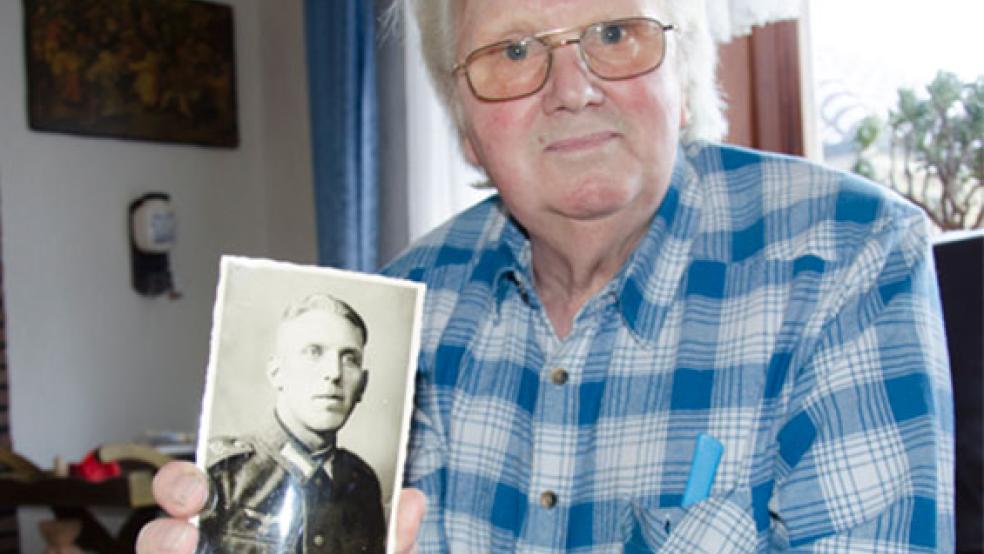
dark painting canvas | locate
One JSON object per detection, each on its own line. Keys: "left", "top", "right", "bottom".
{"left": 24, "top": 0, "right": 239, "bottom": 147}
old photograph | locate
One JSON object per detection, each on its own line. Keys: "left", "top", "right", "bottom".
{"left": 195, "top": 256, "right": 425, "bottom": 553}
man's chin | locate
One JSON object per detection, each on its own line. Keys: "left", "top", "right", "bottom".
{"left": 303, "top": 417, "right": 346, "bottom": 434}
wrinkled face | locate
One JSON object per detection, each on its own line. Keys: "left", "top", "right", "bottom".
{"left": 269, "top": 309, "right": 366, "bottom": 435}
{"left": 455, "top": 0, "right": 683, "bottom": 236}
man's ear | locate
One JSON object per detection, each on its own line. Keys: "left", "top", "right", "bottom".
{"left": 354, "top": 369, "right": 368, "bottom": 404}
{"left": 266, "top": 356, "right": 283, "bottom": 390}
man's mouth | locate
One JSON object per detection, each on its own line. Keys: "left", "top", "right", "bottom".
{"left": 545, "top": 131, "right": 618, "bottom": 153}
{"left": 313, "top": 393, "right": 344, "bottom": 402}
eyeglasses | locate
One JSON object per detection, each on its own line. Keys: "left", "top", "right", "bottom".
{"left": 452, "top": 17, "right": 675, "bottom": 102}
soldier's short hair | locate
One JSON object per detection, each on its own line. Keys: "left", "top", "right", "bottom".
{"left": 281, "top": 293, "right": 368, "bottom": 345}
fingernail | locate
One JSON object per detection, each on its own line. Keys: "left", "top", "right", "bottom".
{"left": 173, "top": 472, "right": 204, "bottom": 508}
{"left": 162, "top": 525, "right": 189, "bottom": 550}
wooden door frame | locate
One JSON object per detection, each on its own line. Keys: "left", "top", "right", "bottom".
{"left": 719, "top": 20, "right": 808, "bottom": 157}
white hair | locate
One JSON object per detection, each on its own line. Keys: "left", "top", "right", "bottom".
{"left": 390, "top": 0, "right": 727, "bottom": 143}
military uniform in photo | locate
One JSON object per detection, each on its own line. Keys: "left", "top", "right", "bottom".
{"left": 197, "top": 419, "right": 386, "bottom": 554}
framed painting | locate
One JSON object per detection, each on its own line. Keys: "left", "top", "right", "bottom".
{"left": 23, "top": 0, "right": 239, "bottom": 147}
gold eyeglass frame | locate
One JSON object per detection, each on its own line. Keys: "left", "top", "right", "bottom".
{"left": 451, "top": 16, "right": 676, "bottom": 101}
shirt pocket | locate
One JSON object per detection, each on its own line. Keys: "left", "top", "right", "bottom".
{"left": 621, "top": 502, "right": 688, "bottom": 552}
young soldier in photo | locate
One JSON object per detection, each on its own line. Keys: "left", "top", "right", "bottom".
{"left": 197, "top": 294, "right": 385, "bottom": 554}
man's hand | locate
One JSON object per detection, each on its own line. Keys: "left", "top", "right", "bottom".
{"left": 394, "top": 487, "right": 427, "bottom": 554}
{"left": 135, "top": 460, "right": 427, "bottom": 553}
{"left": 136, "top": 461, "right": 206, "bottom": 554}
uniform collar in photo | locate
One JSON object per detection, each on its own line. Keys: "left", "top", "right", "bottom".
{"left": 255, "top": 415, "right": 337, "bottom": 483}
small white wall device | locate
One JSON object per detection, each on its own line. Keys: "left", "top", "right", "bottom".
{"left": 129, "top": 192, "right": 177, "bottom": 297}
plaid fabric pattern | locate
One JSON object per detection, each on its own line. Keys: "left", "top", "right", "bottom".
{"left": 382, "top": 142, "right": 954, "bottom": 552}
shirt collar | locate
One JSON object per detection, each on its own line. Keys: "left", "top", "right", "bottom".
{"left": 490, "top": 206, "right": 536, "bottom": 314}
{"left": 617, "top": 144, "right": 704, "bottom": 345}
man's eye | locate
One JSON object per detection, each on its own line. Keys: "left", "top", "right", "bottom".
{"left": 600, "top": 24, "right": 624, "bottom": 45}
{"left": 341, "top": 352, "right": 361, "bottom": 366}
{"left": 504, "top": 41, "right": 528, "bottom": 61}
{"left": 302, "top": 345, "right": 323, "bottom": 358}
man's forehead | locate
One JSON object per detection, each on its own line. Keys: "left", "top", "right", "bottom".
{"left": 277, "top": 308, "right": 364, "bottom": 342}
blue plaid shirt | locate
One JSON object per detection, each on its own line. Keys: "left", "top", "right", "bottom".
{"left": 382, "top": 142, "right": 954, "bottom": 552}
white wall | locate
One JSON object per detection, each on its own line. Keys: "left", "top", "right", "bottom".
{"left": 0, "top": 1, "right": 316, "bottom": 550}
{"left": 257, "top": 1, "right": 317, "bottom": 263}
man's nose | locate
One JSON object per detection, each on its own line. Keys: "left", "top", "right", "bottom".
{"left": 542, "top": 43, "right": 603, "bottom": 113}
{"left": 319, "top": 356, "right": 342, "bottom": 382}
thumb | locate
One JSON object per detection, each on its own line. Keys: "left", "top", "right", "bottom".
{"left": 395, "top": 488, "right": 426, "bottom": 554}
{"left": 152, "top": 460, "right": 209, "bottom": 518}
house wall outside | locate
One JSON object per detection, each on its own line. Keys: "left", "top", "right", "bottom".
{"left": 0, "top": 1, "right": 316, "bottom": 550}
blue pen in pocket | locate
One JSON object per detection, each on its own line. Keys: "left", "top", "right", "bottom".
{"left": 681, "top": 433, "right": 724, "bottom": 508}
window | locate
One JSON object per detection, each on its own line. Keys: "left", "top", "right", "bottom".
{"left": 809, "top": 1, "right": 983, "bottom": 231}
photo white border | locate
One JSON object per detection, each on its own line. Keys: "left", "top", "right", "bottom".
{"left": 194, "top": 255, "right": 426, "bottom": 553}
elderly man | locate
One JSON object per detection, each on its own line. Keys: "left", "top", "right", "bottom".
{"left": 197, "top": 294, "right": 385, "bottom": 553}
{"left": 139, "top": 0, "right": 953, "bottom": 552}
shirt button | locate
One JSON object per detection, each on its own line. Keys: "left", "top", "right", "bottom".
{"left": 312, "top": 534, "right": 325, "bottom": 546}
{"left": 550, "top": 368, "right": 569, "bottom": 385}
{"left": 540, "top": 490, "right": 557, "bottom": 509}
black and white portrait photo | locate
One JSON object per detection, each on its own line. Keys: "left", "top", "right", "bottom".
{"left": 194, "top": 257, "right": 424, "bottom": 554}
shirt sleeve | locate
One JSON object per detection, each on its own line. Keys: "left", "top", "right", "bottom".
{"left": 665, "top": 212, "right": 954, "bottom": 552}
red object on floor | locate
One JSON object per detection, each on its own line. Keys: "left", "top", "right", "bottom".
{"left": 68, "top": 451, "right": 121, "bottom": 482}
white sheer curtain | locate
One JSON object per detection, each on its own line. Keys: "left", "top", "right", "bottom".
{"left": 705, "top": 0, "right": 805, "bottom": 42}
{"left": 403, "top": 8, "right": 490, "bottom": 243}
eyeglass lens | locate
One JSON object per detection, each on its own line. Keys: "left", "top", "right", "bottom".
{"left": 463, "top": 18, "right": 669, "bottom": 101}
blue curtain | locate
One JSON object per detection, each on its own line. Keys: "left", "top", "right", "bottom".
{"left": 304, "top": 0, "right": 378, "bottom": 271}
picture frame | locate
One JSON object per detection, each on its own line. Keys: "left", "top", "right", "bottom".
{"left": 23, "top": 0, "right": 239, "bottom": 147}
